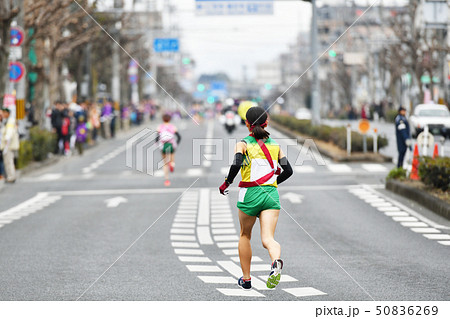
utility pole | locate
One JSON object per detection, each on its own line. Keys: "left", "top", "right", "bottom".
{"left": 112, "top": 0, "right": 123, "bottom": 110}
{"left": 310, "top": 0, "right": 321, "bottom": 125}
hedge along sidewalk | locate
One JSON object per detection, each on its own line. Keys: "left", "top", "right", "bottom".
{"left": 386, "top": 179, "right": 450, "bottom": 221}
{"left": 270, "top": 120, "right": 392, "bottom": 163}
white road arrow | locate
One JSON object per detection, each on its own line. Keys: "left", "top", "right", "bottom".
{"left": 281, "top": 192, "right": 303, "bottom": 204}
{"left": 104, "top": 196, "right": 128, "bottom": 208}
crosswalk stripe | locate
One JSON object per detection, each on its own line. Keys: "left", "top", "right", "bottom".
{"left": 216, "top": 288, "right": 265, "bottom": 297}
{"left": 178, "top": 256, "right": 211, "bottom": 263}
{"left": 327, "top": 164, "right": 352, "bottom": 173}
{"left": 212, "top": 228, "right": 236, "bottom": 235}
{"left": 172, "top": 242, "right": 200, "bottom": 248}
{"left": 423, "top": 234, "right": 450, "bottom": 240}
{"left": 211, "top": 223, "right": 235, "bottom": 228}
{"left": 294, "top": 166, "right": 316, "bottom": 173}
{"left": 217, "top": 242, "right": 238, "bottom": 248}
{"left": 170, "top": 235, "right": 196, "bottom": 241}
{"left": 186, "top": 265, "right": 222, "bottom": 272}
{"left": 361, "top": 164, "right": 388, "bottom": 172}
{"left": 174, "top": 249, "right": 204, "bottom": 255}
{"left": 231, "top": 256, "right": 263, "bottom": 262}
{"left": 401, "top": 222, "right": 428, "bottom": 228}
{"left": 283, "top": 287, "right": 327, "bottom": 297}
{"left": 251, "top": 264, "right": 270, "bottom": 272}
{"left": 378, "top": 206, "right": 401, "bottom": 212}
{"left": 384, "top": 211, "right": 409, "bottom": 217}
{"left": 198, "top": 276, "right": 236, "bottom": 284}
{"left": 410, "top": 228, "right": 440, "bottom": 234}
{"left": 197, "top": 226, "right": 214, "bottom": 245}
{"left": 392, "top": 216, "right": 418, "bottom": 222}
{"left": 437, "top": 241, "right": 450, "bottom": 246}
{"left": 171, "top": 228, "right": 195, "bottom": 234}
{"left": 222, "top": 249, "right": 239, "bottom": 256}
{"left": 214, "top": 235, "right": 239, "bottom": 241}
{"left": 172, "top": 223, "right": 196, "bottom": 228}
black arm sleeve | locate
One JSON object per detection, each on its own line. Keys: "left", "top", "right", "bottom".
{"left": 277, "top": 157, "right": 293, "bottom": 185}
{"left": 226, "top": 152, "right": 243, "bottom": 184}
{"left": 175, "top": 132, "right": 181, "bottom": 144}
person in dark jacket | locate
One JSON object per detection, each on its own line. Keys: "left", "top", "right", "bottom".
{"left": 395, "top": 106, "right": 411, "bottom": 168}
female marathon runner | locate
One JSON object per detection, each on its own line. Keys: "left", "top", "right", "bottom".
{"left": 157, "top": 113, "right": 181, "bottom": 187}
{"left": 219, "top": 107, "right": 293, "bottom": 290}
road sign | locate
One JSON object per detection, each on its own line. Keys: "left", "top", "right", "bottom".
{"left": 358, "top": 119, "right": 370, "bottom": 135}
{"left": 196, "top": 0, "right": 274, "bottom": 16}
{"left": 10, "top": 27, "right": 24, "bottom": 47}
{"left": 3, "top": 94, "right": 16, "bottom": 108}
{"left": 9, "top": 61, "right": 25, "bottom": 83}
{"left": 153, "top": 38, "right": 179, "bottom": 52}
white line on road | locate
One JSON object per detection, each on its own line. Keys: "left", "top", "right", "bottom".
{"left": 283, "top": 287, "right": 327, "bottom": 298}
{"left": 216, "top": 288, "right": 265, "bottom": 297}
{"left": 197, "top": 226, "right": 214, "bottom": 245}
{"left": 178, "top": 256, "right": 211, "bottom": 263}
{"left": 423, "top": 234, "right": 450, "bottom": 240}
{"left": 197, "top": 189, "right": 210, "bottom": 226}
{"left": 186, "top": 265, "right": 223, "bottom": 272}
{"left": 174, "top": 249, "right": 204, "bottom": 255}
{"left": 410, "top": 228, "right": 440, "bottom": 234}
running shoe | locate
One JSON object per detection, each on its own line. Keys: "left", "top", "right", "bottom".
{"left": 266, "top": 259, "right": 283, "bottom": 289}
{"left": 164, "top": 179, "right": 171, "bottom": 187}
{"left": 169, "top": 162, "right": 175, "bottom": 173}
{"left": 237, "top": 277, "right": 252, "bottom": 290}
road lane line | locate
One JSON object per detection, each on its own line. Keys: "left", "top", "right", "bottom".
{"left": 410, "top": 228, "right": 440, "bottom": 234}
{"left": 423, "top": 234, "right": 450, "bottom": 240}
{"left": 216, "top": 288, "right": 265, "bottom": 297}
{"left": 197, "top": 189, "right": 210, "bottom": 226}
{"left": 217, "top": 242, "right": 238, "bottom": 248}
{"left": 212, "top": 228, "right": 236, "bottom": 235}
{"left": 171, "top": 242, "right": 200, "bottom": 248}
{"left": 170, "top": 228, "right": 195, "bottom": 234}
{"left": 214, "top": 235, "right": 239, "bottom": 241}
{"left": 437, "top": 241, "right": 450, "bottom": 246}
{"left": 197, "top": 226, "right": 214, "bottom": 245}
{"left": 392, "top": 216, "right": 418, "bottom": 222}
{"left": 198, "top": 276, "right": 236, "bottom": 284}
{"left": 400, "top": 222, "right": 428, "bottom": 228}
{"left": 170, "top": 235, "right": 196, "bottom": 241}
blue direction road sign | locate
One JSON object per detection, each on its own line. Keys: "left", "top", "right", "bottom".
{"left": 196, "top": 0, "right": 274, "bottom": 16}
{"left": 153, "top": 38, "right": 180, "bottom": 53}
{"left": 9, "top": 61, "right": 25, "bottom": 82}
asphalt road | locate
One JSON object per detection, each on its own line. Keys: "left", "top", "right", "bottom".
{"left": 0, "top": 118, "right": 449, "bottom": 301}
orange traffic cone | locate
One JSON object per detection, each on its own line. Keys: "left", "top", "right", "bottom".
{"left": 410, "top": 144, "right": 419, "bottom": 180}
{"left": 432, "top": 143, "right": 439, "bottom": 159}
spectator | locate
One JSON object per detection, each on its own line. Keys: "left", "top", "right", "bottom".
{"left": 0, "top": 111, "right": 4, "bottom": 180}
{"left": 395, "top": 106, "right": 411, "bottom": 169}
{"left": 89, "top": 103, "right": 100, "bottom": 144}
{"left": 51, "top": 101, "right": 64, "bottom": 154}
{"left": 0, "top": 108, "right": 19, "bottom": 183}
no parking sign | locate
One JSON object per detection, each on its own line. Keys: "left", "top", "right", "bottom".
{"left": 10, "top": 27, "right": 25, "bottom": 47}
{"left": 9, "top": 61, "right": 25, "bottom": 83}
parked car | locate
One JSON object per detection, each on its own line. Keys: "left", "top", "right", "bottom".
{"left": 295, "top": 108, "right": 312, "bottom": 120}
{"left": 409, "top": 104, "right": 450, "bottom": 138}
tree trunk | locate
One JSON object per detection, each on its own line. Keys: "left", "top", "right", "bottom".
{"left": 0, "top": 19, "right": 12, "bottom": 95}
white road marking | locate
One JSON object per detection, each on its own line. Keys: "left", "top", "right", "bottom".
{"left": 187, "top": 168, "right": 203, "bottom": 176}
{"left": 174, "top": 249, "right": 204, "bottom": 255}
{"left": 216, "top": 288, "right": 265, "bottom": 297}
{"left": 197, "top": 226, "right": 214, "bottom": 245}
{"left": 38, "top": 173, "right": 63, "bottom": 181}
{"left": 170, "top": 235, "right": 196, "bottom": 241}
{"left": 178, "top": 256, "right": 211, "bottom": 263}
{"left": 217, "top": 242, "right": 238, "bottom": 248}
{"left": 294, "top": 166, "right": 316, "bottom": 174}
{"left": 377, "top": 206, "right": 400, "bottom": 212}
{"left": 198, "top": 276, "right": 236, "bottom": 284}
{"left": 327, "top": 164, "right": 351, "bottom": 173}
{"left": 423, "top": 234, "right": 450, "bottom": 240}
{"left": 172, "top": 223, "right": 196, "bottom": 228}
{"left": 410, "top": 228, "right": 440, "bottom": 234}
{"left": 222, "top": 249, "right": 239, "bottom": 256}
{"left": 186, "top": 265, "right": 222, "bottom": 272}
{"left": 384, "top": 211, "right": 409, "bottom": 217}
{"left": 211, "top": 218, "right": 234, "bottom": 223}
{"left": 362, "top": 164, "right": 388, "bottom": 172}
{"left": 251, "top": 264, "right": 270, "bottom": 272}
{"left": 392, "top": 216, "right": 418, "bottom": 222}
{"left": 212, "top": 228, "right": 236, "bottom": 235}
{"left": 170, "top": 228, "right": 195, "bottom": 234}
{"left": 370, "top": 202, "right": 392, "bottom": 207}
{"left": 401, "top": 222, "right": 428, "bottom": 228}
{"left": 437, "top": 241, "right": 450, "bottom": 246}
{"left": 171, "top": 242, "right": 200, "bottom": 248}
{"left": 214, "top": 235, "right": 239, "bottom": 241}
{"left": 283, "top": 287, "right": 327, "bottom": 297}
{"left": 211, "top": 223, "right": 235, "bottom": 228}
{"left": 198, "top": 189, "right": 210, "bottom": 226}
{"left": 231, "top": 256, "right": 263, "bottom": 263}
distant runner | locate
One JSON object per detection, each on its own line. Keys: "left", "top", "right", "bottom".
{"left": 219, "top": 107, "right": 293, "bottom": 290}
{"left": 157, "top": 113, "right": 181, "bottom": 187}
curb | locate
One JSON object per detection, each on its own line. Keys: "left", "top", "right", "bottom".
{"left": 386, "top": 179, "right": 450, "bottom": 220}
{"left": 271, "top": 121, "right": 392, "bottom": 163}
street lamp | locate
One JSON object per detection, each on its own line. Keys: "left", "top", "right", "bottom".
{"left": 302, "top": 0, "right": 321, "bottom": 125}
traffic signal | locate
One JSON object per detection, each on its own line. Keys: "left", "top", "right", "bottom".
{"left": 197, "top": 84, "right": 205, "bottom": 92}
{"left": 207, "top": 96, "right": 215, "bottom": 104}
{"left": 328, "top": 50, "right": 337, "bottom": 58}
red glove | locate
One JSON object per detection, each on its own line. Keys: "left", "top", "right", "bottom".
{"left": 219, "top": 180, "right": 231, "bottom": 195}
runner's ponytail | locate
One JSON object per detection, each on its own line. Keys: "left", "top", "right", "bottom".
{"left": 246, "top": 107, "right": 270, "bottom": 140}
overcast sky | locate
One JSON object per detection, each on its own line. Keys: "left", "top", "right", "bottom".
{"left": 99, "top": 0, "right": 409, "bottom": 80}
